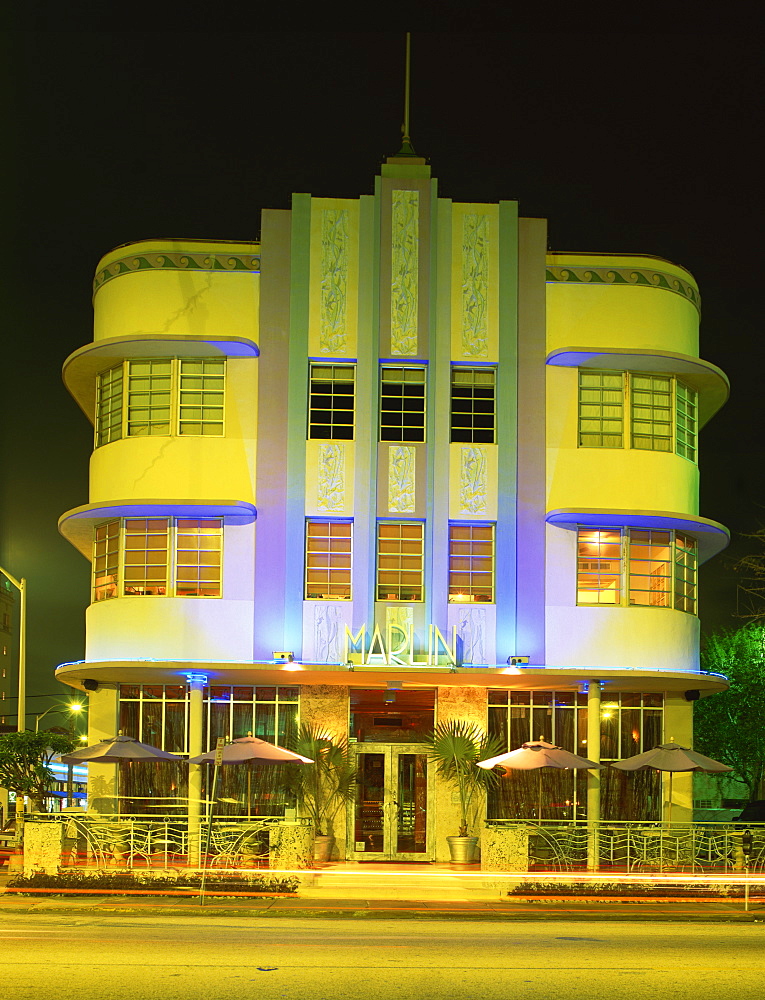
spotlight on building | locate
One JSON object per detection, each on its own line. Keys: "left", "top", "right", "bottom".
{"left": 273, "top": 651, "right": 294, "bottom": 662}
{"left": 82, "top": 678, "right": 99, "bottom": 691}
{"left": 507, "top": 656, "right": 530, "bottom": 666}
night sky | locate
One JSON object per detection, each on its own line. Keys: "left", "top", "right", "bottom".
{"left": 2, "top": 31, "right": 762, "bottom": 721}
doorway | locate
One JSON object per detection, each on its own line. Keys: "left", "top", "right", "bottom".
{"left": 349, "top": 745, "right": 433, "bottom": 861}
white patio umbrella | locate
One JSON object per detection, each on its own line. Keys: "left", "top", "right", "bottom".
{"left": 187, "top": 736, "right": 314, "bottom": 894}
{"left": 56, "top": 733, "right": 181, "bottom": 764}
{"left": 610, "top": 738, "right": 732, "bottom": 825}
{"left": 478, "top": 738, "right": 603, "bottom": 820}
{"left": 187, "top": 736, "right": 313, "bottom": 822}
{"left": 187, "top": 736, "right": 313, "bottom": 766}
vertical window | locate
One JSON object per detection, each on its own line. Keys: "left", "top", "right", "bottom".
{"left": 127, "top": 360, "right": 172, "bottom": 436}
{"left": 93, "top": 520, "right": 120, "bottom": 602}
{"left": 377, "top": 522, "right": 424, "bottom": 601}
{"left": 629, "top": 529, "right": 671, "bottom": 607}
{"left": 94, "top": 519, "right": 223, "bottom": 599}
{"left": 675, "top": 381, "right": 698, "bottom": 462}
{"left": 123, "top": 518, "right": 170, "bottom": 596}
{"left": 579, "top": 370, "right": 698, "bottom": 463}
{"left": 175, "top": 519, "right": 223, "bottom": 597}
{"left": 448, "top": 524, "right": 495, "bottom": 602}
{"left": 96, "top": 358, "right": 227, "bottom": 445}
{"left": 673, "top": 533, "right": 697, "bottom": 614}
{"left": 577, "top": 528, "right": 622, "bottom": 605}
{"left": 95, "top": 366, "right": 124, "bottom": 446}
{"left": 305, "top": 520, "right": 352, "bottom": 599}
{"left": 308, "top": 364, "right": 355, "bottom": 439}
{"left": 179, "top": 359, "right": 225, "bottom": 436}
{"left": 631, "top": 374, "right": 672, "bottom": 452}
{"left": 578, "top": 371, "right": 624, "bottom": 447}
{"left": 450, "top": 368, "right": 496, "bottom": 443}
{"left": 380, "top": 367, "right": 426, "bottom": 442}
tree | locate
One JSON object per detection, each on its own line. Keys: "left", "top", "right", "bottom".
{"left": 694, "top": 623, "right": 765, "bottom": 802}
{"left": 284, "top": 724, "right": 356, "bottom": 837}
{"left": 734, "top": 528, "right": 765, "bottom": 620}
{"left": 422, "top": 720, "right": 505, "bottom": 837}
{"left": 0, "top": 731, "right": 78, "bottom": 814}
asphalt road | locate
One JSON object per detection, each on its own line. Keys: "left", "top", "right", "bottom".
{"left": 2, "top": 915, "right": 763, "bottom": 999}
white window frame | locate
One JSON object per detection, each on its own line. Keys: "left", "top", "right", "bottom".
{"left": 308, "top": 364, "right": 355, "bottom": 440}
{"left": 450, "top": 367, "right": 496, "bottom": 444}
{"left": 94, "top": 358, "right": 226, "bottom": 446}
{"left": 92, "top": 517, "right": 223, "bottom": 601}
{"left": 576, "top": 526, "right": 697, "bottom": 614}
{"left": 578, "top": 370, "right": 698, "bottom": 462}
{"left": 379, "top": 366, "right": 427, "bottom": 443}
{"left": 376, "top": 520, "right": 425, "bottom": 602}
{"left": 304, "top": 519, "right": 353, "bottom": 600}
{"left": 448, "top": 522, "right": 495, "bottom": 603}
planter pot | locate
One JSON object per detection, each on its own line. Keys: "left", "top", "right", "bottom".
{"left": 313, "top": 834, "right": 334, "bottom": 863}
{"left": 447, "top": 835, "right": 479, "bottom": 864}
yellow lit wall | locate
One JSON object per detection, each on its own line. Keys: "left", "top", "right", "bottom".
{"left": 89, "top": 358, "right": 258, "bottom": 505}
{"left": 546, "top": 254, "right": 699, "bottom": 357}
{"left": 93, "top": 240, "right": 260, "bottom": 344}
{"left": 546, "top": 366, "right": 699, "bottom": 515}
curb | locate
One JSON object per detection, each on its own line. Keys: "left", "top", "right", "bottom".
{"left": 0, "top": 900, "right": 761, "bottom": 921}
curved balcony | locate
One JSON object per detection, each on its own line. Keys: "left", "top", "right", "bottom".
{"left": 546, "top": 508, "right": 729, "bottom": 565}
{"left": 547, "top": 347, "right": 728, "bottom": 428}
{"left": 63, "top": 334, "right": 258, "bottom": 421}
{"left": 59, "top": 499, "right": 256, "bottom": 559}
{"left": 89, "top": 434, "right": 257, "bottom": 507}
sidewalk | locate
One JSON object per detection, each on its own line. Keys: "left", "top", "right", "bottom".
{"left": 1, "top": 865, "right": 762, "bottom": 921}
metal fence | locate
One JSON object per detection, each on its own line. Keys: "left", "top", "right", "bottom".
{"left": 26, "top": 813, "right": 298, "bottom": 870}
{"left": 486, "top": 820, "right": 765, "bottom": 873}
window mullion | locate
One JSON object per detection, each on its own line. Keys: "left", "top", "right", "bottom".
{"left": 121, "top": 360, "right": 128, "bottom": 438}
{"left": 170, "top": 519, "right": 176, "bottom": 598}
{"left": 621, "top": 529, "right": 627, "bottom": 607}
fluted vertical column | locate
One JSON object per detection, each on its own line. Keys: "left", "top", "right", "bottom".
{"left": 186, "top": 675, "right": 205, "bottom": 867}
{"left": 587, "top": 681, "right": 602, "bottom": 870}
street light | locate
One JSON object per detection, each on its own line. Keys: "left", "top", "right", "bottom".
{"left": 35, "top": 703, "right": 84, "bottom": 733}
{"left": 0, "top": 566, "right": 26, "bottom": 732}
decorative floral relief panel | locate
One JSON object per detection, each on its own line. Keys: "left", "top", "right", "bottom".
{"left": 312, "top": 603, "right": 344, "bottom": 664}
{"left": 459, "top": 446, "right": 487, "bottom": 514}
{"left": 386, "top": 605, "right": 414, "bottom": 639}
{"left": 388, "top": 445, "right": 416, "bottom": 513}
{"left": 462, "top": 213, "right": 489, "bottom": 357}
{"left": 454, "top": 606, "right": 487, "bottom": 665}
{"left": 390, "top": 190, "right": 419, "bottom": 356}
{"left": 317, "top": 444, "right": 345, "bottom": 511}
{"left": 320, "top": 208, "right": 348, "bottom": 354}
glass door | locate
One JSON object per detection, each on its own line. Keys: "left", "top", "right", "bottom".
{"left": 350, "top": 745, "right": 432, "bottom": 861}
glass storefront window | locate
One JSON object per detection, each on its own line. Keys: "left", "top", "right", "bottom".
{"left": 488, "top": 690, "right": 664, "bottom": 822}
{"left": 117, "top": 683, "right": 301, "bottom": 817}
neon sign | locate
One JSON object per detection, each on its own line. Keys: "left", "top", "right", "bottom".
{"left": 344, "top": 623, "right": 458, "bottom": 666}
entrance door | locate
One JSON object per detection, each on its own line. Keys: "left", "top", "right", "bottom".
{"left": 350, "top": 745, "right": 433, "bottom": 861}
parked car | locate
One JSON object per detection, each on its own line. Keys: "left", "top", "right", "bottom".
{"left": 734, "top": 801, "right": 765, "bottom": 823}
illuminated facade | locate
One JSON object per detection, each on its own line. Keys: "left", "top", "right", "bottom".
{"left": 57, "top": 148, "right": 730, "bottom": 860}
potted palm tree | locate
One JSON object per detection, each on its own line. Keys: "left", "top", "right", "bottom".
{"left": 424, "top": 719, "right": 504, "bottom": 863}
{"left": 285, "top": 723, "right": 357, "bottom": 862}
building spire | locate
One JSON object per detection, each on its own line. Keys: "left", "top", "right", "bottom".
{"left": 388, "top": 32, "right": 425, "bottom": 162}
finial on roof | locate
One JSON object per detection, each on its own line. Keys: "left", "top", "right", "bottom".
{"left": 387, "top": 33, "right": 427, "bottom": 164}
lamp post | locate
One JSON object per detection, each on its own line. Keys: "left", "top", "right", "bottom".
{"left": 0, "top": 566, "right": 26, "bottom": 733}
{"left": 33, "top": 703, "right": 84, "bottom": 810}
{"left": 35, "top": 702, "right": 83, "bottom": 733}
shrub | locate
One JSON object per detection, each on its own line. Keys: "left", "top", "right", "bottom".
{"left": 7, "top": 869, "right": 299, "bottom": 896}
